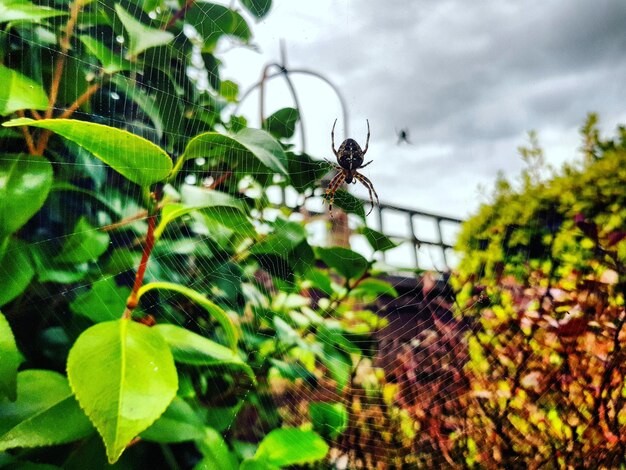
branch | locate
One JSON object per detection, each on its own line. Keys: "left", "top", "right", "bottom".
{"left": 163, "top": 0, "right": 195, "bottom": 30}
{"left": 16, "top": 111, "right": 37, "bottom": 155}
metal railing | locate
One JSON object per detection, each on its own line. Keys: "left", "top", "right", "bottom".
{"left": 364, "top": 200, "right": 463, "bottom": 271}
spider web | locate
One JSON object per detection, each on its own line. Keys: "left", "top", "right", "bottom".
{"left": 3, "top": 1, "right": 621, "bottom": 469}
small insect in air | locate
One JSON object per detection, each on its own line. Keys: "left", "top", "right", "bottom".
{"left": 324, "top": 119, "right": 380, "bottom": 217}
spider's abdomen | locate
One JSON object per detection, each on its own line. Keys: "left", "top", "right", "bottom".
{"left": 337, "top": 139, "right": 364, "bottom": 170}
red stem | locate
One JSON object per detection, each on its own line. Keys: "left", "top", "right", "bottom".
{"left": 123, "top": 211, "right": 157, "bottom": 319}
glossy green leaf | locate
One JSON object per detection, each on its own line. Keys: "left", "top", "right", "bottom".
{"left": 0, "top": 0, "right": 67, "bottom": 23}
{"left": 66, "top": 319, "right": 178, "bottom": 463}
{"left": 79, "top": 35, "right": 133, "bottom": 74}
{"left": 263, "top": 107, "right": 298, "bottom": 140}
{"left": 55, "top": 217, "right": 109, "bottom": 263}
{"left": 0, "top": 370, "right": 94, "bottom": 451}
{"left": 309, "top": 402, "right": 347, "bottom": 440}
{"left": 141, "top": 397, "right": 205, "bottom": 443}
{"left": 70, "top": 277, "right": 130, "bottom": 323}
{"left": 0, "top": 155, "right": 53, "bottom": 237}
{"left": 0, "top": 239, "right": 35, "bottom": 306}
{"left": 2, "top": 118, "right": 172, "bottom": 186}
{"left": 195, "top": 427, "right": 238, "bottom": 470}
{"left": 186, "top": 2, "right": 251, "bottom": 50}
{"left": 0, "top": 66, "right": 48, "bottom": 116}
{"left": 153, "top": 323, "right": 254, "bottom": 380}
{"left": 115, "top": 4, "right": 173, "bottom": 58}
{"left": 239, "top": 0, "right": 272, "bottom": 19}
{"left": 138, "top": 282, "right": 239, "bottom": 351}
{"left": 253, "top": 428, "right": 328, "bottom": 467}
{"left": 315, "top": 246, "right": 369, "bottom": 280}
{"left": 0, "top": 311, "right": 21, "bottom": 401}
{"left": 179, "top": 128, "right": 287, "bottom": 177}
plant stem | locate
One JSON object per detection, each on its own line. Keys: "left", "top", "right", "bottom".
{"left": 163, "top": 0, "right": 195, "bottom": 30}
{"left": 36, "top": 0, "right": 83, "bottom": 154}
{"left": 59, "top": 83, "right": 101, "bottom": 119}
{"left": 123, "top": 192, "right": 160, "bottom": 319}
{"left": 16, "top": 111, "right": 37, "bottom": 154}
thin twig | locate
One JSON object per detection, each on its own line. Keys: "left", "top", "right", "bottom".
{"left": 17, "top": 111, "right": 37, "bottom": 155}
{"left": 163, "top": 0, "right": 195, "bottom": 30}
{"left": 59, "top": 83, "right": 101, "bottom": 119}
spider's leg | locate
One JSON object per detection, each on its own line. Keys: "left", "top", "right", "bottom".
{"left": 359, "top": 160, "right": 373, "bottom": 169}
{"left": 326, "top": 172, "right": 346, "bottom": 218}
{"left": 324, "top": 171, "right": 343, "bottom": 200}
{"left": 362, "top": 119, "right": 370, "bottom": 155}
{"left": 354, "top": 172, "right": 379, "bottom": 216}
{"left": 331, "top": 118, "right": 339, "bottom": 158}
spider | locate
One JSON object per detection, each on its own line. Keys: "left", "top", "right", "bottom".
{"left": 324, "top": 118, "right": 379, "bottom": 217}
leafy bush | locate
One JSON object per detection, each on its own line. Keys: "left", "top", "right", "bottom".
{"left": 453, "top": 117, "right": 626, "bottom": 467}
{"left": 0, "top": 1, "right": 397, "bottom": 468}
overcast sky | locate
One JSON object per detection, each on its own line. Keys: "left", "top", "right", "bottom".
{"left": 221, "top": 0, "right": 626, "bottom": 225}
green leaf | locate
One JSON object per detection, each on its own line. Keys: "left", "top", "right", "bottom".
{"left": 287, "top": 153, "right": 327, "bottom": 193}
{"left": 79, "top": 35, "right": 133, "bottom": 74}
{"left": 153, "top": 324, "right": 254, "bottom": 381}
{"left": 309, "top": 402, "right": 347, "bottom": 440}
{"left": 141, "top": 397, "right": 205, "bottom": 443}
{"left": 250, "top": 219, "right": 306, "bottom": 257}
{"left": 254, "top": 428, "right": 328, "bottom": 467}
{"left": 270, "top": 359, "right": 316, "bottom": 385}
{"left": 315, "top": 247, "right": 368, "bottom": 280}
{"left": 0, "top": 370, "right": 94, "bottom": 451}
{"left": 155, "top": 186, "right": 247, "bottom": 239}
{"left": 2, "top": 118, "right": 173, "bottom": 186}
{"left": 220, "top": 80, "right": 238, "bottom": 103}
{"left": 239, "top": 0, "right": 272, "bottom": 18}
{"left": 186, "top": 3, "right": 251, "bottom": 50}
{"left": 70, "top": 277, "right": 130, "bottom": 323}
{"left": 329, "top": 189, "right": 365, "bottom": 220}
{"left": 203, "top": 206, "right": 256, "bottom": 237}
{"left": 195, "top": 427, "right": 238, "bottom": 470}
{"left": 0, "top": 311, "right": 21, "bottom": 401}
{"left": 138, "top": 282, "right": 239, "bottom": 351}
{"left": 115, "top": 4, "right": 173, "bottom": 58}
{"left": 0, "top": 65, "right": 48, "bottom": 116}
{"left": 0, "top": 239, "right": 35, "bottom": 307}
{"left": 349, "top": 278, "right": 398, "bottom": 301}
{"left": 66, "top": 319, "right": 178, "bottom": 463}
{"left": 359, "top": 226, "right": 399, "bottom": 252}
{"left": 0, "top": 155, "right": 53, "bottom": 237}
{"left": 317, "top": 326, "right": 360, "bottom": 355}
{"left": 0, "top": 0, "right": 67, "bottom": 23}
{"left": 319, "top": 346, "right": 351, "bottom": 392}
{"left": 263, "top": 107, "right": 298, "bottom": 140}
{"left": 239, "top": 460, "right": 278, "bottom": 470}
{"left": 55, "top": 217, "right": 109, "bottom": 263}
{"left": 179, "top": 128, "right": 287, "bottom": 177}
{"left": 110, "top": 75, "right": 164, "bottom": 139}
